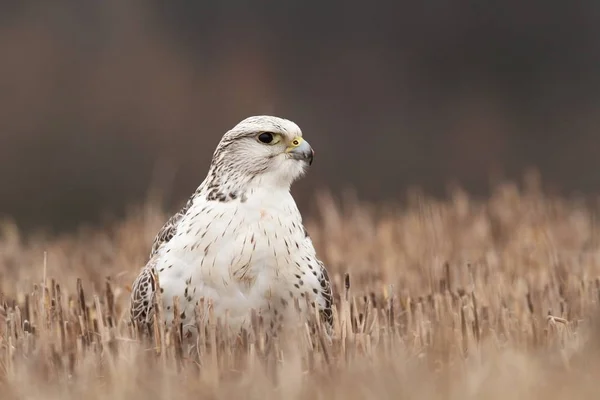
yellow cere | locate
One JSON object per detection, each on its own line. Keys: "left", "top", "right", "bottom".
{"left": 286, "top": 136, "right": 304, "bottom": 152}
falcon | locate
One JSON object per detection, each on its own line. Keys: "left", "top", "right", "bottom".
{"left": 130, "top": 116, "right": 333, "bottom": 339}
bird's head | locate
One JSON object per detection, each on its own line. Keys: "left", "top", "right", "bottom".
{"left": 207, "top": 116, "right": 314, "bottom": 193}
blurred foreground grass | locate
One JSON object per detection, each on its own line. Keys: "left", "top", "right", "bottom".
{"left": 1, "top": 180, "right": 600, "bottom": 399}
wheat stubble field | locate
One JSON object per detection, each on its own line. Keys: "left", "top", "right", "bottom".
{"left": 2, "top": 180, "right": 600, "bottom": 399}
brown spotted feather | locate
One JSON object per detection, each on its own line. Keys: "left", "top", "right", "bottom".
{"left": 129, "top": 259, "right": 158, "bottom": 327}
{"left": 149, "top": 198, "right": 193, "bottom": 258}
{"left": 316, "top": 261, "right": 333, "bottom": 329}
{"left": 131, "top": 199, "right": 192, "bottom": 328}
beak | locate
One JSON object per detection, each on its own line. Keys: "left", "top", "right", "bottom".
{"left": 286, "top": 137, "right": 314, "bottom": 166}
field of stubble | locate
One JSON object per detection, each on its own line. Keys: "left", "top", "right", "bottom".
{"left": 2, "top": 180, "right": 600, "bottom": 399}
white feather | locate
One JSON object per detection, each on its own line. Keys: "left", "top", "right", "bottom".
{"left": 157, "top": 178, "right": 321, "bottom": 334}
{"left": 131, "top": 116, "right": 331, "bottom": 339}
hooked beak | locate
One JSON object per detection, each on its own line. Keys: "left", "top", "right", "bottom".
{"left": 285, "top": 137, "right": 314, "bottom": 166}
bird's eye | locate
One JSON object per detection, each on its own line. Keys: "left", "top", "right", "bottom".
{"left": 258, "top": 132, "right": 274, "bottom": 144}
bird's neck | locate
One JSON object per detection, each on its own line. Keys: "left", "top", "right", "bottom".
{"left": 198, "top": 167, "right": 291, "bottom": 203}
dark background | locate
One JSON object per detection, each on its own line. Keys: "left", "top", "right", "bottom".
{"left": 1, "top": 1, "right": 600, "bottom": 231}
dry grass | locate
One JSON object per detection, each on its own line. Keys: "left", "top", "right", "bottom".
{"left": 2, "top": 179, "right": 600, "bottom": 399}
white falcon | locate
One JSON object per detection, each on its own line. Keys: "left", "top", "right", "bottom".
{"left": 130, "top": 116, "right": 333, "bottom": 338}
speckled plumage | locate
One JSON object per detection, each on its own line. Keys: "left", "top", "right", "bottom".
{"left": 130, "top": 116, "right": 333, "bottom": 338}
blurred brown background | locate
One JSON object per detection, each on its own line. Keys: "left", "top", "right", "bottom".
{"left": 1, "top": 1, "right": 599, "bottom": 232}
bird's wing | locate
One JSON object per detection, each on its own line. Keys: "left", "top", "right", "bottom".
{"left": 129, "top": 258, "right": 158, "bottom": 327}
{"left": 315, "top": 259, "right": 334, "bottom": 329}
{"left": 131, "top": 198, "right": 194, "bottom": 327}
{"left": 149, "top": 198, "right": 193, "bottom": 258}
{"left": 302, "top": 226, "right": 334, "bottom": 331}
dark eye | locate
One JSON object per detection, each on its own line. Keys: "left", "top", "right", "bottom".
{"left": 258, "top": 132, "right": 274, "bottom": 144}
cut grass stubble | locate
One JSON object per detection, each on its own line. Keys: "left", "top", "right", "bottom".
{"left": 1, "top": 182, "right": 600, "bottom": 399}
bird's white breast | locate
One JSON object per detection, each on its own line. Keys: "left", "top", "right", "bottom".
{"left": 155, "top": 187, "right": 311, "bottom": 331}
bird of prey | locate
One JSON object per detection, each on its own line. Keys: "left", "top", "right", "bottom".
{"left": 130, "top": 116, "right": 333, "bottom": 340}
